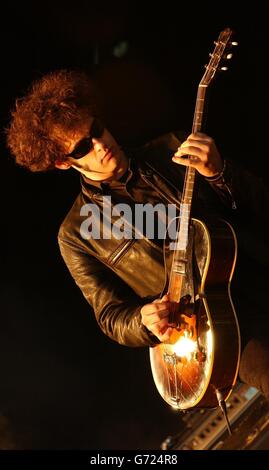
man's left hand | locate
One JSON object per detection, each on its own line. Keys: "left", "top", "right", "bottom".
{"left": 172, "top": 132, "right": 223, "bottom": 178}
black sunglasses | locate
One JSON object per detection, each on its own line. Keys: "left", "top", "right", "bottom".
{"left": 68, "top": 118, "right": 105, "bottom": 160}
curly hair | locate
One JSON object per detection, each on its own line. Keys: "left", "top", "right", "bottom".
{"left": 6, "top": 70, "right": 101, "bottom": 172}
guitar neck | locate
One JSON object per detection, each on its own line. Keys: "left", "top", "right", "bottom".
{"left": 181, "top": 84, "right": 207, "bottom": 207}
{"left": 170, "top": 27, "right": 234, "bottom": 262}
{"left": 192, "top": 84, "right": 207, "bottom": 134}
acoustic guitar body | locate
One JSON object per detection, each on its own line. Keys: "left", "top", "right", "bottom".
{"left": 150, "top": 217, "right": 241, "bottom": 410}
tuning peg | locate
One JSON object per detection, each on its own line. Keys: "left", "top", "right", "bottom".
{"left": 220, "top": 66, "right": 228, "bottom": 71}
{"left": 226, "top": 53, "right": 233, "bottom": 59}
{"left": 231, "top": 41, "right": 238, "bottom": 46}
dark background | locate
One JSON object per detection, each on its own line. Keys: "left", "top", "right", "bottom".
{"left": 0, "top": 2, "right": 268, "bottom": 449}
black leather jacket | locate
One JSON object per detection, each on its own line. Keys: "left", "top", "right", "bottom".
{"left": 58, "top": 132, "right": 269, "bottom": 347}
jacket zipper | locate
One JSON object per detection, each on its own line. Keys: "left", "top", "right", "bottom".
{"left": 109, "top": 239, "right": 136, "bottom": 265}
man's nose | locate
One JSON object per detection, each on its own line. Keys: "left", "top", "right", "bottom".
{"left": 92, "top": 138, "right": 108, "bottom": 152}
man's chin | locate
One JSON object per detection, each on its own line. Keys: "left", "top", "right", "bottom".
{"left": 82, "top": 168, "right": 115, "bottom": 182}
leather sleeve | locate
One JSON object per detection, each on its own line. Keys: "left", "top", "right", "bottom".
{"left": 226, "top": 159, "right": 269, "bottom": 222}
{"left": 206, "top": 158, "right": 269, "bottom": 223}
{"left": 207, "top": 159, "right": 269, "bottom": 267}
{"left": 58, "top": 235, "right": 159, "bottom": 347}
{"left": 204, "top": 159, "right": 237, "bottom": 210}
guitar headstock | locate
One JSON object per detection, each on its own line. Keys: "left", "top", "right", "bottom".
{"left": 200, "top": 28, "right": 238, "bottom": 86}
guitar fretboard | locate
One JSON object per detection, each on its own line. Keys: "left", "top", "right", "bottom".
{"left": 170, "top": 27, "right": 233, "bottom": 271}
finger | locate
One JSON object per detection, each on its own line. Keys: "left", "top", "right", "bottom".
{"left": 149, "top": 319, "right": 171, "bottom": 338}
{"left": 143, "top": 301, "right": 170, "bottom": 314}
{"left": 152, "top": 301, "right": 170, "bottom": 311}
{"left": 172, "top": 155, "right": 199, "bottom": 167}
{"left": 160, "top": 293, "right": 169, "bottom": 302}
{"left": 149, "top": 312, "right": 169, "bottom": 325}
{"left": 142, "top": 311, "right": 169, "bottom": 326}
{"left": 158, "top": 327, "right": 174, "bottom": 343}
{"left": 144, "top": 319, "right": 167, "bottom": 335}
{"left": 180, "top": 139, "right": 210, "bottom": 152}
{"left": 174, "top": 145, "right": 205, "bottom": 159}
{"left": 143, "top": 308, "right": 169, "bottom": 321}
{"left": 153, "top": 318, "right": 170, "bottom": 331}
{"left": 185, "top": 132, "right": 212, "bottom": 142}
{"left": 153, "top": 297, "right": 170, "bottom": 305}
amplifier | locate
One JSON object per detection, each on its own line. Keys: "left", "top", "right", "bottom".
{"left": 161, "top": 383, "right": 269, "bottom": 450}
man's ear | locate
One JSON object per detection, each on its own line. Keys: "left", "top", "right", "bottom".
{"left": 55, "top": 160, "right": 72, "bottom": 170}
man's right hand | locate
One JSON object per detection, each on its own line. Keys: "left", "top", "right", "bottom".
{"left": 141, "top": 294, "right": 174, "bottom": 342}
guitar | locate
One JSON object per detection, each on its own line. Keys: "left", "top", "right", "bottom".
{"left": 150, "top": 28, "right": 241, "bottom": 410}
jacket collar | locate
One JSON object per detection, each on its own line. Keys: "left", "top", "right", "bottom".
{"left": 80, "top": 156, "right": 133, "bottom": 196}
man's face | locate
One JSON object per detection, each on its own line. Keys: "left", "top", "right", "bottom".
{"left": 56, "top": 117, "right": 128, "bottom": 182}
